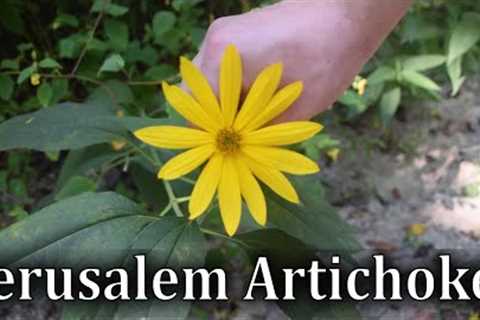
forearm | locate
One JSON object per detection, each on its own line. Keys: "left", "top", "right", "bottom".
{"left": 273, "top": 0, "right": 413, "bottom": 120}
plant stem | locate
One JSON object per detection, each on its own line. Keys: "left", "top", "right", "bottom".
{"left": 163, "top": 180, "right": 184, "bottom": 217}
{"left": 70, "top": 0, "right": 108, "bottom": 75}
{"left": 159, "top": 203, "right": 173, "bottom": 216}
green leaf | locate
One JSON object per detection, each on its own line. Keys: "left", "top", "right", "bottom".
{"left": 9, "top": 206, "right": 28, "bottom": 221}
{"left": 0, "top": 1, "right": 25, "bottom": 35}
{"left": 0, "top": 103, "right": 117, "bottom": 151}
{"left": 1, "top": 192, "right": 206, "bottom": 320}
{"left": 99, "top": 54, "right": 125, "bottom": 73}
{"left": 447, "top": 57, "right": 465, "bottom": 96}
{"left": 89, "top": 79, "right": 133, "bottom": 105}
{"left": 448, "top": 12, "right": 480, "bottom": 64}
{"left": 104, "top": 19, "right": 129, "bottom": 51}
{"left": 52, "top": 13, "right": 79, "bottom": 29}
{"left": 402, "top": 55, "right": 446, "bottom": 72}
{"left": 55, "top": 176, "right": 96, "bottom": 201}
{"left": 172, "top": 0, "right": 204, "bottom": 10}
{"left": 131, "top": 161, "right": 169, "bottom": 211}
{"left": 0, "top": 74, "right": 14, "bottom": 100}
{"left": 401, "top": 15, "right": 441, "bottom": 43}
{"left": 50, "top": 79, "right": 69, "bottom": 104}
{"left": 337, "top": 90, "right": 367, "bottom": 118}
{"left": 153, "top": 11, "right": 177, "bottom": 39}
{"left": 367, "top": 66, "right": 396, "bottom": 85}
{"left": 401, "top": 70, "right": 441, "bottom": 91}
{"left": 379, "top": 87, "right": 401, "bottom": 127}
{"left": 58, "top": 34, "right": 83, "bottom": 58}
{"left": 91, "top": 1, "right": 129, "bottom": 17}
{"left": 0, "top": 59, "right": 19, "bottom": 70}
{"left": 37, "top": 82, "right": 53, "bottom": 107}
{"left": 266, "top": 176, "right": 360, "bottom": 252}
{"left": 145, "top": 65, "right": 177, "bottom": 80}
{"left": 0, "top": 102, "right": 170, "bottom": 152}
{"left": 16, "top": 65, "right": 35, "bottom": 84}
{"left": 38, "top": 57, "right": 62, "bottom": 69}
{"left": 237, "top": 230, "right": 361, "bottom": 320}
{"left": 9, "top": 178, "right": 28, "bottom": 199}
{"left": 57, "top": 144, "right": 118, "bottom": 189}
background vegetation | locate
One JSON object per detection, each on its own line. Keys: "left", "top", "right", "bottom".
{"left": 0, "top": 0, "right": 479, "bottom": 318}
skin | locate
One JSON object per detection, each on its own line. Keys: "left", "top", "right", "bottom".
{"left": 191, "top": 0, "right": 413, "bottom": 122}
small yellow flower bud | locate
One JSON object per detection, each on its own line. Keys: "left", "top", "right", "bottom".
{"left": 357, "top": 79, "right": 368, "bottom": 96}
{"left": 111, "top": 140, "right": 126, "bottom": 151}
{"left": 326, "top": 148, "right": 340, "bottom": 162}
{"left": 30, "top": 73, "right": 41, "bottom": 86}
{"left": 407, "top": 223, "right": 426, "bottom": 237}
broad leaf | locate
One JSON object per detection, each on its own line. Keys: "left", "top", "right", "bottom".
{"left": 402, "top": 55, "right": 446, "bottom": 72}
{"left": 0, "top": 102, "right": 166, "bottom": 151}
{"left": 448, "top": 12, "right": 480, "bottom": 64}
{"left": 39, "top": 58, "right": 62, "bottom": 69}
{"left": 55, "top": 176, "right": 97, "bottom": 201}
{"left": 105, "top": 19, "right": 129, "bottom": 51}
{"left": 57, "top": 144, "right": 119, "bottom": 189}
{"left": 0, "top": 74, "right": 14, "bottom": 100}
{"left": 99, "top": 54, "right": 125, "bottom": 73}
{"left": 37, "top": 82, "right": 53, "bottom": 107}
{"left": 153, "top": 11, "right": 177, "bottom": 38}
{"left": 266, "top": 176, "right": 360, "bottom": 252}
{"left": 367, "top": 66, "right": 396, "bottom": 85}
{"left": 447, "top": 57, "right": 465, "bottom": 96}
{"left": 0, "top": 192, "right": 205, "bottom": 319}
{"left": 379, "top": 87, "right": 401, "bottom": 127}
{"left": 238, "top": 230, "right": 361, "bottom": 320}
{"left": 401, "top": 70, "right": 440, "bottom": 91}
{"left": 337, "top": 90, "right": 367, "bottom": 118}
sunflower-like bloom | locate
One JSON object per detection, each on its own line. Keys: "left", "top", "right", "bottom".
{"left": 134, "top": 44, "right": 323, "bottom": 236}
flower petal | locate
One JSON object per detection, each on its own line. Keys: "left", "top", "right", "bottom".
{"left": 134, "top": 126, "right": 214, "bottom": 149}
{"left": 241, "top": 154, "right": 299, "bottom": 204}
{"left": 180, "top": 57, "right": 223, "bottom": 123}
{"left": 162, "top": 82, "right": 220, "bottom": 132}
{"left": 234, "top": 157, "right": 267, "bottom": 226}
{"left": 158, "top": 144, "right": 215, "bottom": 180}
{"left": 218, "top": 157, "right": 242, "bottom": 236}
{"left": 243, "top": 81, "right": 303, "bottom": 132}
{"left": 233, "top": 63, "right": 283, "bottom": 131}
{"left": 242, "top": 145, "right": 320, "bottom": 175}
{"left": 220, "top": 44, "right": 242, "bottom": 126}
{"left": 243, "top": 121, "right": 323, "bottom": 146}
{"left": 188, "top": 153, "right": 223, "bottom": 220}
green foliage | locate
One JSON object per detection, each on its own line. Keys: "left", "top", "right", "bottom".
{"left": 338, "top": 0, "right": 480, "bottom": 124}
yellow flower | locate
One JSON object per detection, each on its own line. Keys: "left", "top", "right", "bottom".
{"left": 352, "top": 76, "right": 367, "bottom": 96}
{"left": 134, "top": 44, "right": 323, "bottom": 236}
{"left": 326, "top": 148, "right": 340, "bottom": 162}
{"left": 111, "top": 140, "right": 126, "bottom": 151}
{"left": 30, "top": 73, "right": 41, "bottom": 86}
{"left": 407, "top": 223, "right": 426, "bottom": 237}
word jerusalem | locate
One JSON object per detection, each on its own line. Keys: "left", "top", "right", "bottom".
{"left": 0, "top": 255, "right": 478, "bottom": 301}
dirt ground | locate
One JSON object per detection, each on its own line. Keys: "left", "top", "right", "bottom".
{"left": 1, "top": 78, "right": 479, "bottom": 319}
{"left": 324, "top": 77, "right": 480, "bottom": 320}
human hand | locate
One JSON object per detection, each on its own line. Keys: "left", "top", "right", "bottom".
{"left": 190, "top": 0, "right": 412, "bottom": 122}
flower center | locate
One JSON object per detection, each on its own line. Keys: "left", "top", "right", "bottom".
{"left": 216, "top": 129, "right": 241, "bottom": 153}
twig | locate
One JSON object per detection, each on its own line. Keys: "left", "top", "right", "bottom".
{"left": 70, "top": 0, "right": 109, "bottom": 76}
